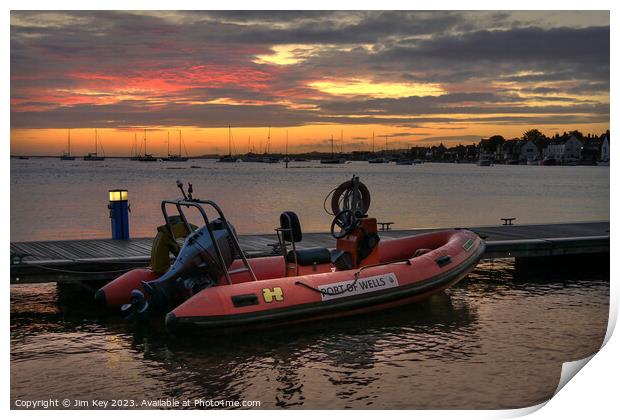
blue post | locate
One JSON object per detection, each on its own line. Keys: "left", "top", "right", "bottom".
{"left": 108, "top": 189, "right": 130, "bottom": 240}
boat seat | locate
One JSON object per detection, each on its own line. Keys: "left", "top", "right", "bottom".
{"left": 286, "top": 247, "right": 332, "bottom": 266}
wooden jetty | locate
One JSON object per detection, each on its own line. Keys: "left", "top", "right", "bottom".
{"left": 10, "top": 221, "right": 609, "bottom": 284}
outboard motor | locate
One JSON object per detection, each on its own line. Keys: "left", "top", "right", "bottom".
{"left": 123, "top": 218, "right": 237, "bottom": 317}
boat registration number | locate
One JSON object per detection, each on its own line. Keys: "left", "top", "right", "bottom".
{"left": 318, "top": 272, "right": 399, "bottom": 301}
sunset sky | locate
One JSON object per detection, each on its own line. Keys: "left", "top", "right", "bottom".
{"left": 10, "top": 11, "right": 610, "bottom": 156}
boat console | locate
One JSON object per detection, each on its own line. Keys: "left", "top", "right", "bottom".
{"left": 276, "top": 175, "right": 381, "bottom": 276}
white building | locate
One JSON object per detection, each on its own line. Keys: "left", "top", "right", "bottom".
{"left": 545, "top": 135, "right": 583, "bottom": 162}
{"left": 601, "top": 136, "right": 610, "bottom": 162}
{"left": 519, "top": 140, "right": 539, "bottom": 162}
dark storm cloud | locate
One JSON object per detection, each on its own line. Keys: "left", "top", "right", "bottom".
{"left": 10, "top": 101, "right": 316, "bottom": 129}
{"left": 388, "top": 26, "right": 609, "bottom": 62}
{"left": 317, "top": 93, "right": 609, "bottom": 116}
{"left": 10, "top": 11, "right": 610, "bottom": 130}
{"left": 11, "top": 100, "right": 609, "bottom": 130}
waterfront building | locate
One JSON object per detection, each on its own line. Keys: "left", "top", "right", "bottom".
{"left": 601, "top": 136, "right": 610, "bottom": 162}
{"left": 544, "top": 135, "right": 583, "bottom": 163}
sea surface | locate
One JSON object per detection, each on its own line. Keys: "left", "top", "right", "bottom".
{"left": 10, "top": 260, "right": 609, "bottom": 409}
{"left": 10, "top": 158, "right": 610, "bottom": 409}
{"left": 10, "top": 158, "right": 609, "bottom": 241}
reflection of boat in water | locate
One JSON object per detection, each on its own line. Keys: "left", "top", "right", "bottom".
{"left": 540, "top": 157, "right": 557, "bottom": 166}
{"left": 476, "top": 159, "right": 492, "bottom": 166}
{"left": 96, "top": 176, "right": 485, "bottom": 334}
{"left": 368, "top": 157, "right": 387, "bottom": 164}
{"left": 18, "top": 156, "right": 29, "bottom": 160}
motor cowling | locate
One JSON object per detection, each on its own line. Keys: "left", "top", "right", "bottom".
{"left": 125, "top": 218, "right": 237, "bottom": 316}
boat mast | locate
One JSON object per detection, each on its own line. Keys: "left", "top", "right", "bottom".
{"left": 331, "top": 135, "right": 334, "bottom": 158}
{"left": 228, "top": 125, "right": 232, "bottom": 156}
{"left": 94, "top": 129, "right": 97, "bottom": 155}
{"left": 178, "top": 130, "right": 182, "bottom": 156}
{"left": 385, "top": 135, "right": 388, "bottom": 156}
{"left": 144, "top": 128, "right": 147, "bottom": 155}
{"left": 372, "top": 131, "right": 375, "bottom": 154}
{"left": 68, "top": 128, "right": 71, "bottom": 155}
{"left": 167, "top": 130, "right": 170, "bottom": 156}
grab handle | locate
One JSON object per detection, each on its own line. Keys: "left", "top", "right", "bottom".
{"left": 435, "top": 255, "right": 452, "bottom": 267}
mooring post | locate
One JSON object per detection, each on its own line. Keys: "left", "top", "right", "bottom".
{"left": 108, "top": 189, "right": 130, "bottom": 240}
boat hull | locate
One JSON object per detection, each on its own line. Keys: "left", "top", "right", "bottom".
{"left": 167, "top": 229, "right": 485, "bottom": 333}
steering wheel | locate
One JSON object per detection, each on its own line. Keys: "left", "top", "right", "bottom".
{"left": 331, "top": 210, "right": 357, "bottom": 239}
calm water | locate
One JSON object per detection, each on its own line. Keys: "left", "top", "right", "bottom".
{"left": 10, "top": 158, "right": 609, "bottom": 241}
{"left": 10, "top": 158, "right": 610, "bottom": 409}
{"left": 10, "top": 260, "right": 608, "bottom": 409}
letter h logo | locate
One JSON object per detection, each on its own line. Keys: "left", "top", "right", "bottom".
{"left": 262, "top": 287, "right": 284, "bottom": 303}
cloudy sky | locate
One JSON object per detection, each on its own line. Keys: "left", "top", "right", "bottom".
{"left": 10, "top": 10, "right": 610, "bottom": 155}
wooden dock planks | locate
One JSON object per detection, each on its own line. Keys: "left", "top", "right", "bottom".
{"left": 10, "top": 221, "right": 609, "bottom": 284}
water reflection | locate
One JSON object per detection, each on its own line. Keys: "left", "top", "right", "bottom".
{"left": 10, "top": 259, "right": 609, "bottom": 409}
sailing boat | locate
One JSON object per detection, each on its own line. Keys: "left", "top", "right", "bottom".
{"left": 368, "top": 131, "right": 386, "bottom": 163}
{"left": 163, "top": 130, "right": 189, "bottom": 162}
{"left": 261, "top": 127, "right": 279, "bottom": 163}
{"left": 218, "top": 125, "right": 239, "bottom": 162}
{"left": 137, "top": 128, "right": 157, "bottom": 161}
{"left": 320, "top": 135, "right": 346, "bottom": 164}
{"left": 83, "top": 129, "right": 105, "bottom": 161}
{"left": 60, "top": 128, "right": 76, "bottom": 160}
{"left": 130, "top": 133, "right": 140, "bottom": 161}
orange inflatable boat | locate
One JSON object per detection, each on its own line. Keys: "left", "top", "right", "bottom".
{"left": 95, "top": 177, "right": 485, "bottom": 333}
